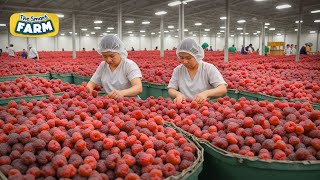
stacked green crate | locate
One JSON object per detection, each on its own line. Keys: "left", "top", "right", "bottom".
{"left": 0, "top": 73, "right": 51, "bottom": 82}
{"left": 73, "top": 74, "right": 91, "bottom": 85}
{"left": 0, "top": 95, "right": 48, "bottom": 106}
{"left": 51, "top": 73, "right": 74, "bottom": 83}
{"left": 199, "top": 141, "right": 320, "bottom": 180}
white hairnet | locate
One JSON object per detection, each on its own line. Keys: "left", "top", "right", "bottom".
{"left": 176, "top": 38, "right": 204, "bottom": 62}
{"left": 97, "top": 35, "right": 128, "bottom": 60}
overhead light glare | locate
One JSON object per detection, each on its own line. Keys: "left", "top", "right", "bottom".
{"left": 276, "top": 4, "right": 291, "bottom": 9}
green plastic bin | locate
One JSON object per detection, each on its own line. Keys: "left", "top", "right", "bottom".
{"left": 73, "top": 74, "right": 91, "bottom": 85}
{"left": 147, "top": 83, "right": 169, "bottom": 98}
{"left": 310, "top": 102, "right": 320, "bottom": 110}
{"left": 226, "top": 89, "right": 240, "bottom": 99}
{"left": 164, "top": 122, "right": 204, "bottom": 180}
{"left": 258, "top": 93, "right": 286, "bottom": 102}
{"left": 238, "top": 90, "right": 261, "bottom": 101}
{"left": 0, "top": 94, "right": 48, "bottom": 106}
{"left": 51, "top": 73, "right": 74, "bottom": 84}
{"left": 0, "top": 73, "right": 51, "bottom": 82}
{"left": 139, "top": 82, "right": 150, "bottom": 100}
{"left": 199, "top": 141, "right": 320, "bottom": 180}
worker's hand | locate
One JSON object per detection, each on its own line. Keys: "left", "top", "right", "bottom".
{"left": 174, "top": 93, "right": 186, "bottom": 103}
{"left": 194, "top": 92, "right": 208, "bottom": 104}
{"left": 108, "top": 90, "right": 124, "bottom": 99}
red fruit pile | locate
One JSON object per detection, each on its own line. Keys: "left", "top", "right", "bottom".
{"left": 0, "top": 91, "right": 198, "bottom": 179}
{"left": 163, "top": 96, "right": 320, "bottom": 161}
{"left": 0, "top": 76, "right": 101, "bottom": 98}
{"left": 1, "top": 51, "right": 319, "bottom": 104}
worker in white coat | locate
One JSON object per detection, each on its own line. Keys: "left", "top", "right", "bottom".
{"left": 8, "top": 44, "right": 15, "bottom": 57}
{"left": 87, "top": 35, "right": 143, "bottom": 99}
{"left": 168, "top": 38, "right": 227, "bottom": 103}
{"left": 28, "top": 44, "right": 39, "bottom": 60}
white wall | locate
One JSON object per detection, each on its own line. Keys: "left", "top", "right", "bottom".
{"left": 0, "top": 32, "right": 319, "bottom": 52}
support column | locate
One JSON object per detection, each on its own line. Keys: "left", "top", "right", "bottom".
{"left": 118, "top": 0, "right": 122, "bottom": 40}
{"left": 296, "top": 0, "right": 302, "bottom": 61}
{"left": 224, "top": 0, "right": 230, "bottom": 62}
{"left": 179, "top": 2, "right": 185, "bottom": 42}
{"left": 284, "top": 30, "right": 286, "bottom": 46}
{"left": 260, "top": 22, "right": 266, "bottom": 56}
{"left": 243, "top": 24, "right": 246, "bottom": 47}
{"left": 54, "top": 36, "right": 56, "bottom": 51}
{"left": 79, "top": 28, "right": 81, "bottom": 51}
{"left": 27, "top": 37, "right": 29, "bottom": 50}
{"left": 72, "top": 12, "right": 76, "bottom": 59}
{"left": 160, "top": 16, "right": 164, "bottom": 57}
{"left": 139, "top": 36, "right": 141, "bottom": 50}
{"left": 214, "top": 35, "right": 217, "bottom": 50}
{"left": 7, "top": 28, "right": 10, "bottom": 46}
{"left": 316, "top": 27, "right": 319, "bottom": 52}
{"left": 199, "top": 28, "right": 201, "bottom": 44}
{"left": 150, "top": 35, "right": 153, "bottom": 50}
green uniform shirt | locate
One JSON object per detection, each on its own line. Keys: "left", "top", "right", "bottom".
{"left": 264, "top": 46, "right": 269, "bottom": 54}
{"left": 228, "top": 47, "right": 236, "bottom": 52}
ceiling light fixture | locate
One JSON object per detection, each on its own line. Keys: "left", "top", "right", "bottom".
{"left": 155, "top": 11, "right": 167, "bottom": 15}
{"left": 94, "top": 27, "right": 101, "bottom": 29}
{"left": 125, "top": 20, "right": 134, "bottom": 23}
{"left": 204, "top": 29, "right": 210, "bottom": 31}
{"left": 168, "top": 25, "right": 174, "bottom": 28}
{"left": 94, "top": 20, "right": 102, "bottom": 24}
{"left": 107, "top": 27, "right": 114, "bottom": 30}
{"left": 195, "top": 23, "right": 202, "bottom": 26}
{"left": 142, "top": 21, "right": 150, "bottom": 24}
{"left": 311, "top": 10, "right": 320, "bottom": 13}
{"left": 269, "top": 28, "right": 275, "bottom": 30}
{"left": 237, "top": 20, "right": 246, "bottom": 23}
{"left": 220, "top": 17, "right": 227, "bottom": 20}
{"left": 276, "top": 4, "right": 291, "bottom": 9}
{"left": 314, "top": 20, "right": 320, "bottom": 23}
{"left": 57, "top": 14, "right": 64, "bottom": 18}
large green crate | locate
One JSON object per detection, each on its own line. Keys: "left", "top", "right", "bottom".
{"left": 73, "top": 74, "right": 91, "bottom": 85}
{"left": 0, "top": 73, "right": 51, "bottom": 82}
{"left": 51, "top": 73, "right": 74, "bottom": 84}
{"left": 139, "top": 82, "right": 150, "bottom": 100}
{"left": 310, "top": 102, "right": 320, "bottom": 110}
{"left": 164, "top": 122, "right": 204, "bottom": 180}
{"left": 258, "top": 93, "right": 287, "bottom": 102}
{"left": 147, "top": 83, "right": 169, "bottom": 98}
{"left": 238, "top": 90, "right": 261, "bottom": 101}
{"left": 199, "top": 141, "right": 320, "bottom": 180}
{"left": 226, "top": 89, "right": 240, "bottom": 99}
{"left": 0, "top": 94, "right": 48, "bottom": 106}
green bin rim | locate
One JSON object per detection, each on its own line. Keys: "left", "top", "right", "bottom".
{"left": 164, "top": 122, "right": 204, "bottom": 180}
